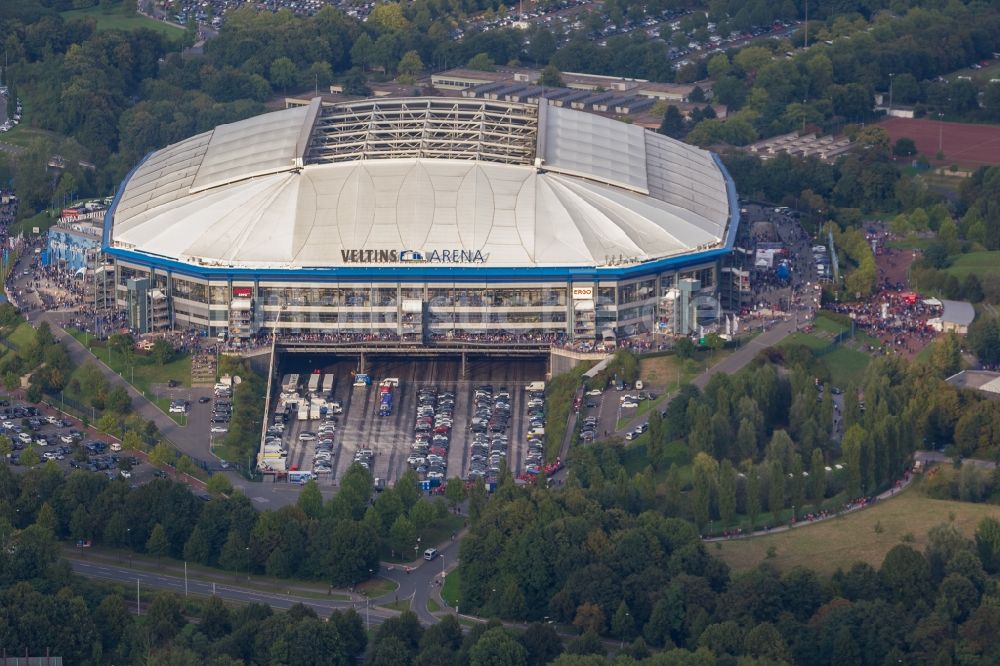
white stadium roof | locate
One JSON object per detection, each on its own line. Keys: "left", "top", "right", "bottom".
{"left": 109, "top": 97, "right": 733, "bottom": 269}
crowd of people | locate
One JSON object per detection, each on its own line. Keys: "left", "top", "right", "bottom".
{"left": 827, "top": 288, "right": 938, "bottom": 355}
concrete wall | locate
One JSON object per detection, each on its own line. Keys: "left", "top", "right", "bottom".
{"left": 549, "top": 347, "right": 609, "bottom": 378}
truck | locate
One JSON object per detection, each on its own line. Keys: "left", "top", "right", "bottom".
{"left": 282, "top": 373, "right": 299, "bottom": 392}
{"left": 353, "top": 373, "right": 371, "bottom": 388}
{"left": 378, "top": 382, "right": 394, "bottom": 416}
{"left": 308, "top": 371, "right": 321, "bottom": 395}
{"left": 526, "top": 381, "right": 545, "bottom": 392}
{"left": 297, "top": 401, "right": 310, "bottom": 420}
{"left": 321, "top": 374, "right": 335, "bottom": 396}
{"left": 258, "top": 455, "right": 286, "bottom": 473}
{"left": 309, "top": 399, "right": 322, "bottom": 420}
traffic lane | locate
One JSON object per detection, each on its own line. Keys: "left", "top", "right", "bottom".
{"left": 67, "top": 558, "right": 399, "bottom": 622}
{"left": 375, "top": 542, "right": 457, "bottom": 624}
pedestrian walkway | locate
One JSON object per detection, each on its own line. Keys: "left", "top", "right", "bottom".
{"left": 704, "top": 468, "right": 918, "bottom": 542}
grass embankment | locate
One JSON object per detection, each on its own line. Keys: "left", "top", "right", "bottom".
{"left": 713, "top": 477, "right": 1000, "bottom": 577}
{"left": 545, "top": 361, "right": 595, "bottom": 462}
{"left": 61, "top": 6, "right": 185, "bottom": 38}
{"left": 65, "top": 328, "right": 191, "bottom": 423}
{"left": 779, "top": 312, "right": 874, "bottom": 386}
{"left": 357, "top": 577, "right": 398, "bottom": 599}
{"left": 441, "top": 570, "right": 460, "bottom": 608}
{"left": 943, "top": 251, "right": 1000, "bottom": 280}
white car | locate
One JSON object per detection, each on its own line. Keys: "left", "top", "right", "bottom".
{"left": 2, "top": 421, "right": 13, "bottom": 429}
{"left": 120, "top": 469, "right": 131, "bottom": 479}
{"left": 298, "top": 432, "right": 317, "bottom": 441}
{"left": 169, "top": 403, "right": 187, "bottom": 413}
{"left": 621, "top": 401, "right": 639, "bottom": 409}
{"left": 60, "top": 434, "right": 75, "bottom": 444}
{"left": 586, "top": 389, "right": 602, "bottom": 396}
{"left": 18, "top": 432, "right": 31, "bottom": 443}
{"left": 210, "top": 424, "right": 228, "bottom": 433}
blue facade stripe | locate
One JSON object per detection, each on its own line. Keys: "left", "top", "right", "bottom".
{"left": 102, "top": 152, "right": 740, "bottom": 285}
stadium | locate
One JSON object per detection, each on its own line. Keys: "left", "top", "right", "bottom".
{"left": 102, "top": 96, "right": 740, "bottom": 346}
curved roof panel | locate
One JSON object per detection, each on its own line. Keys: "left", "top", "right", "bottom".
{"left": 108, "top": 97, "right": 734, "bottom": 270}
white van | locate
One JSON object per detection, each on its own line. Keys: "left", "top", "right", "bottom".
{"left": 634, "top": 380, "right": 644, "bottom": 391}
{"left": 424, "top": 548, "right": 438, "bottom": 561}
{"left": 110, "top": 442, "right": 122, "bottom": 452}
{"left": 526, "top": 381, "right": 545, "bottom": 392}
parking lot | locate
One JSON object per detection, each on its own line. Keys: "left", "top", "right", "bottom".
{"left": 268, "top": 356, "right": 546, "bottom": 487}
{"left": 4, "top": 399, "right": 168, "bottom": 487}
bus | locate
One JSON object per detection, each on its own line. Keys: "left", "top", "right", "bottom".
{"left": 288, "top": 470, "right": 314, "bottom": 484}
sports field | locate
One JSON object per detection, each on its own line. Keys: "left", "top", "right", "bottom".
{"left": 714, "top": 481, "right": 1000, "bottom": 576}
{"left": 881, "top": 117, "right": 1000, "bottom": 168}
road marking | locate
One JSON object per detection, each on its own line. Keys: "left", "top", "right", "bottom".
{"left": 251, "top": 496, "right": 271, "bottom": 503}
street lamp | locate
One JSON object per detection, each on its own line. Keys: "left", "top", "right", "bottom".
{"left": 414, "top": 537, "right": 421, "bottom": 561}
{"left": 245, "top": 546, "right": 250, "bottom": 581}
{"left": 887, "top": 73, "right": 895, "bottom": 117}
{"left": 126, "top": 528, "right": 132, "bottom": 568}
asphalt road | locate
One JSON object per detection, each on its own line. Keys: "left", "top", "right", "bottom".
{"left": 65, "top": 557, "right": 396, "bottom": 622}
{"left": 65, "top": 533, "right": 462, "bottom": 627}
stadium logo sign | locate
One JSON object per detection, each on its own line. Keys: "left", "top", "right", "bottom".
{"left": 340, "top": 249, "right": 488, "bottom": 264}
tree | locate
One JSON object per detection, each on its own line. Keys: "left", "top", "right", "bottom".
{"left": 206, "top": 473, "right": 233, "bottom": 496}
{"left": 880, "top": 544, "right": 932, "bottom": 605}
{"left": 539, "top": 64, "right": 563, "bottom": 87}
{"left": 219, "top": 528, "right": 250, "bottom": 576}
{"left": 572, "top": 602, "right": 605, "bottom": 635}
{"left": 467, "top": 53, "right": 496, "bottom": 72}
{"left": 445, "top": 477, "right": 465, "bottom": 510}
{"left": 146, "top": 523, "right": 169, "bottom": 558}
{"left": 388, "top": 514, "right": 417, "bottom": 559}
{"left": 397, "top": 50, "right": 424, "bottom": 80}
{"left": 841, "top": 425, "right": 864, "bottom": 498}
{"left": 20, "top": 445, "right": 40, "bottom": 467}
{"left": 810, "top": 448, "right": 826, "bottom": 502}
{"left": 691, "top": 453, "right": 718, "bottom": 530}
{"left": 150, "top": 338, "right": 174, "bottom": 366}
{"left": 975, "top": 517, "right": 1000, "bottom": 574}
{"left": 351, "top": 33, "right": 375, "bottom": 71}
{"left": 150, "top": 441, "right": 176, "bottom": 467}
{"left": 658, "top": 105, "right": 685, "bottom": 139}
{"left": 298, "top": 479, "right": 323, "bottom": 519}
{"left": 768, "top": 460, "right": 785, "bottom": 515}
{"left": 520, "top": 623, "right": 562, "bottom": 666}
{"left": 269, "top": 57, "right": 297, "bottom": 93}
{"left": 199, "top": 595, "right": 232, "bottom": 641}
{"left": 893, "top": 137, "right": 917, "bottom": 157}
{"left": 743, "top": 622, "right": 789, "bottom": 662}
{"left": 747, "top": 466, "right": 761, "bottom": 529}
{"left": 718, "top": 459, "right": 736, "bottom": 529}
{"left": 611, "top": 600, "right": 635, "bottom": 641}
{"left": 674, "top": 337, "right": 695, "bottom": 359}
{"left": 105, "top": 386, "right": 132, "bottom": 414}
{"left": 470, "top": 627, "right": 528, "bottom": 666}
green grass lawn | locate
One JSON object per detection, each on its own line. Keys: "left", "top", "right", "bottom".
{"left": 812, "top": 314, "right": 847, "bottom": 335}
{"left": 441, "top": 570, "right": 460, "bottom": 608}
{"left": 780, "top": 331, "right": 831, "bottom": 351}
{"left": 381, "top": 598, "right": 411, "bottom": 611}
{"left": 61, "top": 7, "right": 185, "bottom": 39}
{"left": 823, "top": 346, "right": 872, "bottom": 387}
{"left": 713, "top": 479, "right": 1000, "bottom": 577}
{"left": 9, "top": 210, "right": 59, "bottom": 238}
{"left": 944, "top": 251, "right": 1000, "bottom": 280}
{"left": 357, "top": 576, "right": 398, "bottom": 598}
{"left": 67, "top": 328, "right": 191, "bottom": 394}
{"left": 427, "top": 598, "right": 441, "bottom": 613}
{"left": 886, "top": 238, "right": 934, "bottom": 251}
{"left": 6, "top": 322, "right": 37, "bottom": 350}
